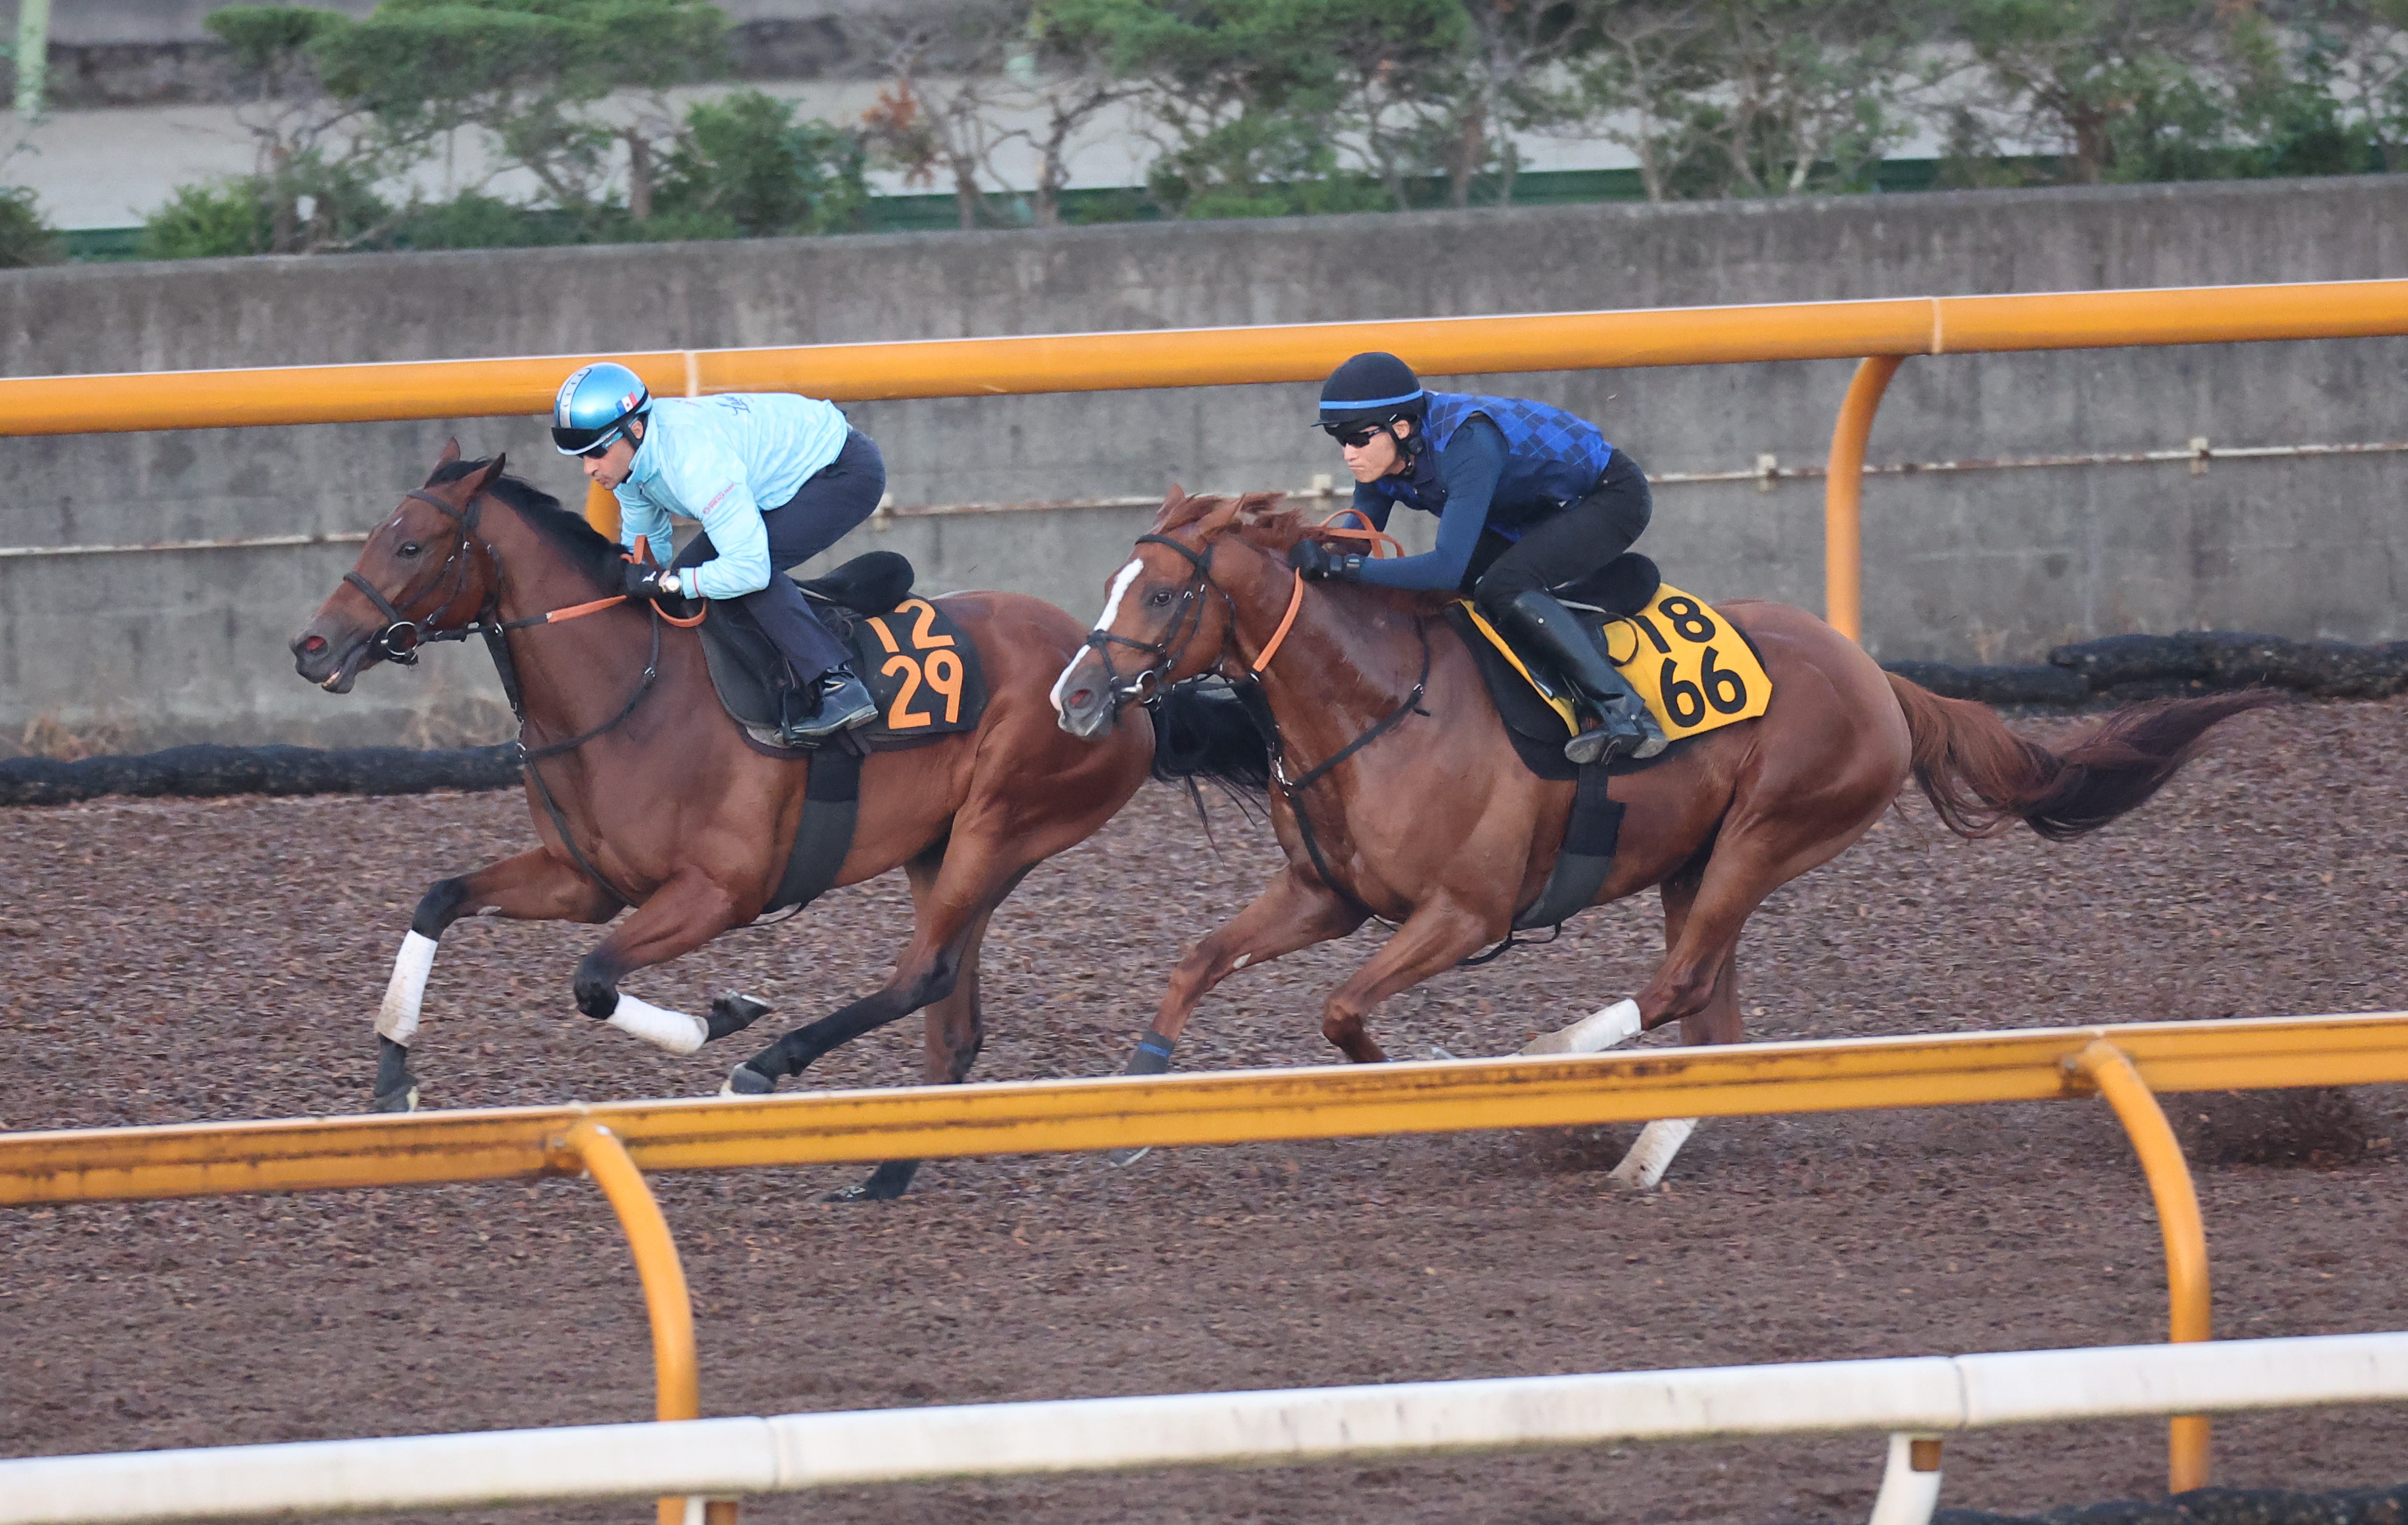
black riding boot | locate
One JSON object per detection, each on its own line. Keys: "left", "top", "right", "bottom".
{"left": 1501, "top": 590, "right": 1669, "bottom": 766}
{"left": 777, "top": 666, "right": 878, "bottom": 745}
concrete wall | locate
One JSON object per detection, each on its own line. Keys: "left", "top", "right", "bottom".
{"left": 3, "top": 175, "right": 2404, "bottom": 748}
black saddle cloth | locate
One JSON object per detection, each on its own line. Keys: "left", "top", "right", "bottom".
{"left": 695, "top": 551, "right": 986, "bottom": 754}
{"left": 1450, "top": 551, "right": 1667, "bottom": 783}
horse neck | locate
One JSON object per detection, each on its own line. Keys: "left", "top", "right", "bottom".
{"left": 1220, "top": 536, "right": 1424, "bottom": 753}
{"left": 477, "top": 500, "right": 671, "bottom": 740}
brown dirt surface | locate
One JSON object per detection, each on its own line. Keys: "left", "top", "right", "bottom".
{"left": 2, "top": 697, "right": 2405, "bottom": 1525}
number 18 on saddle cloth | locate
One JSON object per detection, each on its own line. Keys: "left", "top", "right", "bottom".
{"left": 1465, "top": 585, "right": 1772, "bottom": 746}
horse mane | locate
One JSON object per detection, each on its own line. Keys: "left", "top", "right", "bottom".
{"left": 1148, "top": 487, "right": 1312, "bottom": 552}
{"left": 1147, "top": 486, "right": 1446, "bottom": 612}
{"left": 432, "top": 457, "right": 626, "bottom": 587}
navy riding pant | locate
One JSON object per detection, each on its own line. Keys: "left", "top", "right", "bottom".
{"left": 1464, "top": 448, "right": 1653, "bottom": 622}
{"left": 668, "top": 429, "right": 886, "bottom": 683}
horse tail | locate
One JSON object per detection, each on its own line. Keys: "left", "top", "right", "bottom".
{"left": 1149, "top": 681, "right": 1272, "bottom": 798}
{"left": 1884, "top": 674, "right": 2280, "bottom": 843}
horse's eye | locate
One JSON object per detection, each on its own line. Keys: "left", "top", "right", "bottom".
{"left": 399, "top": 541, "right": 422, "bottom": 557}
{"left": 1146, "top": 587, "right": 1174, "bottom": 608}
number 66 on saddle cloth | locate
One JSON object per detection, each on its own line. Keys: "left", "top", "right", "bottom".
{"left": 1463, "top": 585, "right": 1772, "bottom": 746}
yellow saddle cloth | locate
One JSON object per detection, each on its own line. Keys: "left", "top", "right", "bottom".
{"left": 1458, "top": 584, "right": 1772, "bottom": 746}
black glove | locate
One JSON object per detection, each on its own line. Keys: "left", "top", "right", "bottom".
{"left": 1288, "top": 539, "right": 1364, "bottom": 582}
{"left": 621, "top": 562, "right": 681, "bottom": 600}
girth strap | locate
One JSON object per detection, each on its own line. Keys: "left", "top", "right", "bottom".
{"left": 765, "top": 740, "right": 864, "bottom": 913}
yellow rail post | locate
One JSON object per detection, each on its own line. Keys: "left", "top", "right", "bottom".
{"left": 2071, "top": 1040, "right": 2212, "bottom": 1493}
{"left": 565, "top": 1121, "right": 714, "bottom": 1525}
{"left": 1823, "top": 355, "right": 1904, "bottom": 644}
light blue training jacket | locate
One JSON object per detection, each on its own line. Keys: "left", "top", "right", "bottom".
{"left": 611, "top": 393, "right": 852, "bottom": 601}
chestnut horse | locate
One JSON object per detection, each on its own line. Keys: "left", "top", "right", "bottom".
{"left": 1053, "top": 491, "right": 2276, "bottom": 1188}
{"left": 293, "top": 446, "right": 1158, "bottom": 1199}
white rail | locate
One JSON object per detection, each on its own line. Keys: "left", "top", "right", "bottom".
{"left": 5, "top": 1332, "right": 2404, "bottom": 1525}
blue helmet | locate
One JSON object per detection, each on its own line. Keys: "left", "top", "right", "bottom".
{"left": 551, "top": 362, "right": 651, "bottom": 456}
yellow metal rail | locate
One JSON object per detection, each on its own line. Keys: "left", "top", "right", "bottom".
{"left": 564, "top": 1123, "right": 703, "bottom": 1525}
{"left": 0, "top": 280, "right": 2399, "bottom": 438}
{"left": 2070, "top": 1040, "right": 2215, "bottom": 1491}
{"left": 4, "top": 1011, "right": 2401, "bottom": 1206}
{"left": 10, "top": 1010, "right": 2398, "bottom": 1501}
{"left": 3, "top": 278, "right": 2401, "bottom": 638}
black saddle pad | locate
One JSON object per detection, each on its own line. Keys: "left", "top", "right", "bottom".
{"left": 1444, "top": 553, "right": 1665, "bottom": 784}
{"left": 695, "top": 553, "right": 987, "bottom": 753}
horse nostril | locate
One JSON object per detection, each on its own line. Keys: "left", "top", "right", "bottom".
{"left": 302, "top": 635, "right": 327, "bottom": 655}
{"left": 1069, "top": 687, "right": 1092, "bottom": 709}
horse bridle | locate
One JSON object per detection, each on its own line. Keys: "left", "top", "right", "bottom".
{"left": 344, "top": 489, "right": 495, "bottom": 665}
{"left": 1076, "top": 532, "right": 1234, "bottom": 707}
{"left": 346, "top": 482, "right": 667, "bottom": 909}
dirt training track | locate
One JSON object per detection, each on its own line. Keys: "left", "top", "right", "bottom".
{"left": 3, "top": 700, "right": 2405, "bottom": 1525}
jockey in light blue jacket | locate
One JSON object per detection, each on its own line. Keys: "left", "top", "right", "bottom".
{"left": 553, "top": 363, "right": 888, "bottom": 743}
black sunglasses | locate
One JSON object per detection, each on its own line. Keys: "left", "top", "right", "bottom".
{"left": 1324, "top": 421, "right": 1389, "bottom": 449}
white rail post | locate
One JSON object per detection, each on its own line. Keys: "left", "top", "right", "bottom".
{"left": 1867, "top": 1433, "right": 1942, "bottom": 1525}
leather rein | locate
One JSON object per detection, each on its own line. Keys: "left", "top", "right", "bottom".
{"left": 346, "top": 486, "right": 681, "bottom": 908}
{"left": 1100, "top": 528, "right": 1430, "bottom": 923}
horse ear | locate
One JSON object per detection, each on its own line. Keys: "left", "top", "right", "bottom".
{"left": 425, "top": 438, "right": 462, "bottom": 483}
{"left": 1190, "top": 495, "right": 1247, "bottom": 536}
{"left": 1146, "top": 484, "right": 1190, "bottom": 533}
{"left": 467, "top": 452, "right": 508, "bottom": 494}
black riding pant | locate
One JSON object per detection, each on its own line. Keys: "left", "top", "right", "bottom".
{"left": 669, "top": 429, "right": 886, "bottom": 683}
{"left": 1464, "top": 449, "right": 1652, "bottom": 623}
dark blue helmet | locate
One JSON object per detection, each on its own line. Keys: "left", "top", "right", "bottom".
{"left": 551, "top": 362, "right": 651, "bottom": 456}
{"left": 1317, "top": 352, "right": 1426, "bottom": 434}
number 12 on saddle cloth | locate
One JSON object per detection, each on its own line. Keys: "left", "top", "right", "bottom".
{"left": 1462, "top": 585, "right": 1772, "bottom": 745}
{"left": 853, "top": 597, "right": 987, "bottom": 735}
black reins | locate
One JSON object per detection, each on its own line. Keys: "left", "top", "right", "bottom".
{"left": 351, "top": 484, "right": 658, "bottom": 908}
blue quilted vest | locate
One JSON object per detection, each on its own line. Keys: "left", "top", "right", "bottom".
{"left": 1365, "top": 391, "right": 1614, "bottom": 541}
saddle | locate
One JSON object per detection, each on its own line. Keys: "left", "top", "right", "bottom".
{"left": 1444, "top": 555, "right": 1773, "bottom": 933}
{"left": 1449, "top": 556, "right": 1771, "bottom": 783}
{"left": 695, "top": 552, "right": 988, "bottom": 756}
{"left": 683, "top": 552, "right": 990, "bottom": 918}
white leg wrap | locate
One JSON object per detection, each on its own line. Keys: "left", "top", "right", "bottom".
{"left": 1519, "top": 997, "right": 1643, "bottom": 1057}
{"left": 374, "top": 931, "right": 439, "bottom": 1045}
{"left": 606, "top": 994, "right": 710, "bottom": 1056}
{"left": 1608, "top": 1117, "right": 1698, "bottom": 1191}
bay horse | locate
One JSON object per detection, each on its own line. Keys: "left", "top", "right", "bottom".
{"left": 1052, "top": 490, "right": 2276, "bottom": 1188}
{"left": 293, "top": 444, "right": 1159, "bottom": 1199}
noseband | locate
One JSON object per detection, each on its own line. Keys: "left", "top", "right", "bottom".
{"left": 343, "top": 489, "right": 493, "bottom": 664}
{"left": 1076, "top": 533, "right": 1233, "bottom": 707}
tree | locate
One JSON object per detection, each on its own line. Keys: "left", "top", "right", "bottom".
{"left": 1045, "top": 0, "right": 1446, "bottom": 217}
{"left": 1950, "top": 0, "right": 2227, "bottom": 184}
{"left": 199, "top": 6, "right": 399, "bottom": 251}
{"left": 310, "top": 0, "right": 729, "bottom": 222}
{"left": 652, "top": 90, "right": 868, "bottom": 237}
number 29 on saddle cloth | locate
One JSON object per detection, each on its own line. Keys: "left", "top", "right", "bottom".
{"left": 849, "top": 597, "right": 988, "bottom": 738}
{"left": 1464, "top": 585, "right": 1771, "bottom": 745}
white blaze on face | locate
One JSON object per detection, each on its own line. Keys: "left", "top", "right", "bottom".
{"left": 1050, "top": 557, "right": 1146, "bottom": 715}
{"left": 375, "top": 930, "right": 439, "bottom": 1045}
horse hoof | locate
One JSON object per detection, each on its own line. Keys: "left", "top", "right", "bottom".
{"left": 705, "top": 992, "right": 772, "bottom": 1043}
{"left": 1107, "top": 1146, "right": 1151, "bottom": 1168}
{"left": 371, "top": 1085, "right": 419, "bottom": 1113}
{"left": 720, "top": 1063, "right": 776, "bottom": 1097}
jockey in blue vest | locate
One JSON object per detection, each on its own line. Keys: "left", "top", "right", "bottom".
{"left": 551, "top": 362, "right": 885, "bottom": 744}
{"left": 1291, "top": 351, "right": 1668, "bottom": 765}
